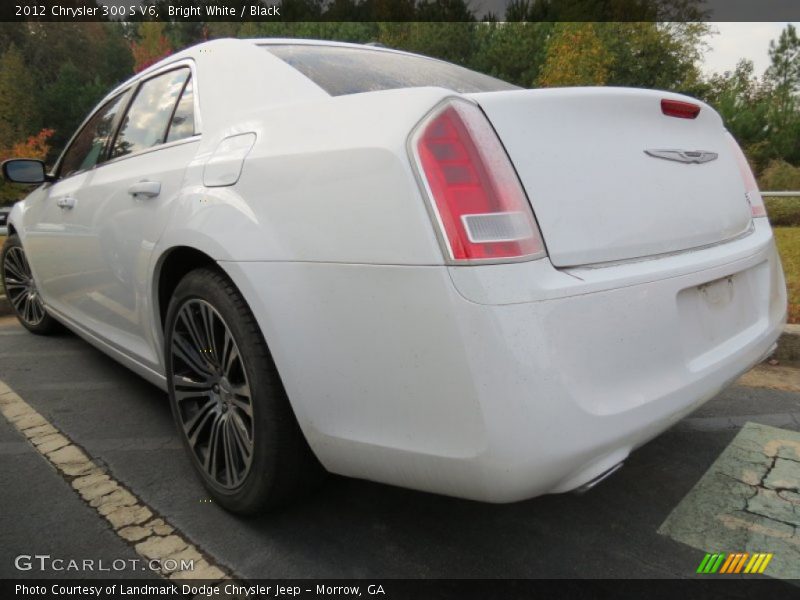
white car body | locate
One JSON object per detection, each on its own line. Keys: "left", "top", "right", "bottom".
{"left": 7, "top": 39, "right": 787, "bottom": 502}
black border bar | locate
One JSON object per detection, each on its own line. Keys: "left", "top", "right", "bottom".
{"left": 1, "top": 1, "right": 800, "bottom": 23}
{"left": 3, "top": 578, "right": 800, "bottom": 600}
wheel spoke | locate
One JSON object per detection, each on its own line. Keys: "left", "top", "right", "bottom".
{"left": 199, "top": 303, "right": 219, "bottom": 366}
{"left": 229, "top": 411, "right": 253, "bottom": 460}
{"left": 172, "top": 332, "right": 216, "bottom": 378}
{"left": 229, "top": 383, "right": 253, "bottom": 417}
{"left": 173, "top": 374, "right": 214, "bottom": 391}
{"left": 203, "top": 415, "right": 223, "bottom": 476}
{"left": 175, "top": 388, "right": 214, "bottom": 405}
{"left": 222, "top": 420, "right": 237, "bottom": 486}
{"left": 220, "top": 330, "right": 237, "bottom": 376}
{"left": 5, "top": 280, "right": 26, "bottom": 292}
{"left": 30, "top": 297, "right": 43, "bottom": 323}
{"left": 185, "top": 398, "right": 217, "bottom": 444}
{"left": 179, "top": 308, "right": 216, "bottom": 371}
{"left": 4, "top": 260, "right": 26, "bottom": 282}
{"left": 9, "top": 291, "right": 26, "bottom": 310}
{"left": 8, "top": 249, "right": 28, "bottom": 277}
{"left": 170, "top": 299, "right": 254, "bottom": 490}
{"left": 21, "top": 297, "right": 30, "bottom": 322}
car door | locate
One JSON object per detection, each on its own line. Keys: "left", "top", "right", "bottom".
{"left": 28, "top": 64, "right": 201, "bottom": 371}
{"left": 23, "top": 90, "right": 131, "bottom": 326}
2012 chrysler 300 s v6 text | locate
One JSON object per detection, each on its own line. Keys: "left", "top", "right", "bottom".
{"left": 1, "top": 39, "right": 787, "bottom": 514}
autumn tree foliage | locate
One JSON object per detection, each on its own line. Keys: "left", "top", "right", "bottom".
{"left": 131, "top": 22, "right": 173, "bottom": 73}
{"left": 537, "top": 23, "right": 612, "bottom": 87}
{"left": 0, "top": 128, "right": 54, "bottom": 163}
{"left": 0, "top": 128, "right": 54, "bottom": 203}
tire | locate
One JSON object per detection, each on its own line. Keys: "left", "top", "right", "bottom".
{"left": 165, "top": 267, "right": 324, "bottom": 514}
{"left": 1, "top": 234, "right": 59, "bottom": 335}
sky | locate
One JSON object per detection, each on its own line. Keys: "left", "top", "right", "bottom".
{"left": 703, "top": 22, "right": 795, "bottom": 77}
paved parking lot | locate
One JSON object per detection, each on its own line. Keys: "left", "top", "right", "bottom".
{"left": 1, "top": 313, "right": 800, "bottom": 583}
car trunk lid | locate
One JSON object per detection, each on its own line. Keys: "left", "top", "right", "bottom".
{"left": 468, "top": 87, "right": 752, "bottom": 267}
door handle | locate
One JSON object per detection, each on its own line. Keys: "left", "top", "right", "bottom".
{"left": 56, "top": 196, "right": 76, "bottom": 209}
{"left": 127, "top": 180, "right": 161, "bottom": 198}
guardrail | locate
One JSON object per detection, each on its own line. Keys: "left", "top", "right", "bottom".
{"left": 762, "top": 191, "right": 800, "bottom": 197}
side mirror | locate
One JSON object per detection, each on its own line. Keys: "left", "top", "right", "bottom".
{"left": 2, "top": 159, "right": 48, "bottom": 184}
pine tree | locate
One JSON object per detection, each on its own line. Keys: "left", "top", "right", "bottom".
{"left": 0, "top": 44, "right": 38, "bottom": 149}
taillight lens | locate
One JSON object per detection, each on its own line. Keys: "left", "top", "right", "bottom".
{"left": 727, "top": 133, "right": 766, "bottom": 218}
{"left": 661, "top": 99, "right": 700, "bottom": 119}
{"left": 411, "top": 99, "right": 546, "bottom": 263}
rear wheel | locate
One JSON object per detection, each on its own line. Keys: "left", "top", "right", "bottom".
{"left": 165, "top": 268, "right": 324, "bottom": 514}
{"left": 1, "top": 235, "right": 58, "bottom": 335}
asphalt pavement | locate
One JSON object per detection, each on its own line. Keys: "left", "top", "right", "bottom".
{"left": 1, "top": 314, "right": 799, "bottom": 582}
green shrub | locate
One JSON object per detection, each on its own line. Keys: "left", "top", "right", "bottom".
{"left": 765, "top": 197, "right": 800, "bottom": 227}
{"left": 758, "top": 159, "right": 800, "bottom": 191}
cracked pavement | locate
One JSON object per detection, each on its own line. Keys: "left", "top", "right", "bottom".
{"left": 659, "top": 422, "right": 800, "bottom": 579}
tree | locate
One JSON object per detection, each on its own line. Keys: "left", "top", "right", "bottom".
{"left": 0, "top": 128, "right": 54, "bottom": 205}
{"left": 0, "top": 129, "right": 53, "bottom": 167}
{"left": 472, "top": 22, "right": 553, "bottom": 87}
{"left": 599, "top": 22, "right": 709, "bottom": 94}
{"left": 703, "top": 60, "right": 772, "bottom": 171}
{"left": 41, "top": 63, "right": 108, "bottom": 154}
{"left": 766, "top": 23, "right": 800, "bottom": 95}
{"left": 501, "top": 0, "right": 703, "bottom": 21}
{"left": 131, "top": 22, "right": 173, "bottom": 73}
{"left": 377, "top": 22, "right": 478, "bottom": 65}
{"left": 538, "top": 23, "right": 612, "bottom": 87}
{"left": 764, "top": 24, "right": 800, "bottom": 163}
{"left": 0, "top": 44, "right": 38, "bottom": 150}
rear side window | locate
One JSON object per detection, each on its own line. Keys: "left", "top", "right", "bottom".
{"left": 59, "top": 93, "right": 128, "bottom": 179}
{"left": 265, "top": 45, "right": 520, "bottom": 96}
{"left": 166, "top": 77, "right": 195, "bottom": 143}
{"left": 111, "top": 68, "right": 190, "bottom": 159}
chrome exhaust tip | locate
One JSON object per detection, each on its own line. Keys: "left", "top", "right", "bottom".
{"left": 572, "top": 461, "right": 624, "bottom": 494}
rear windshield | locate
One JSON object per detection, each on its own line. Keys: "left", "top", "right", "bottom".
{"left": 264, "top": 44, "right": 520, "bottom": 96}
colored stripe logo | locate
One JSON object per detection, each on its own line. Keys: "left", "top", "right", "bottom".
{"left": 697, "top": 552, "right": 773, "bottom": 574}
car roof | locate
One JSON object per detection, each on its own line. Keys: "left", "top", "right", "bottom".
{"left": 96, "top": 38, "right": 458, "bottom": 137}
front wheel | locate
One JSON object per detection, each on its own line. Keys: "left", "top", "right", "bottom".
{"left": 165, "top": 268, "right": 324, "bottom": 514}
{"left": 1, "top": 234, "right": 59, "bottom": 335}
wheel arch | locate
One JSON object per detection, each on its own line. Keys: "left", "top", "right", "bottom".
{"left": 152, "top": 244, "right": 325, "bottom": 480}
{"left": 153, "top": 245, "right": 220, "bottom": 329}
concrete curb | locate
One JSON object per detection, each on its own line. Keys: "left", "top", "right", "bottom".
{"left": 0, "top": 379, "right": 231, "bottom": 581}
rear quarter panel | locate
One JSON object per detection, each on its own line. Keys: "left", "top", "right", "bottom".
{"left": 155, "top": 87, "right": 450, "bottom": 266}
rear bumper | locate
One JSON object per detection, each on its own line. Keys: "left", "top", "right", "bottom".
{"left": 222, "top": 220, "right": 787, "bottom": 502}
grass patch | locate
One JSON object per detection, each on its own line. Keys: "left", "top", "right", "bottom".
{"left": 774, "top": 227, "right": 800, "bottom": 324}
{"left": 765, "top": 197, "right": 800, "bottom": 227}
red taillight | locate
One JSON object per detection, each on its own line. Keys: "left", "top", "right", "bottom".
{"left": 727, "top": 133, "right": 766, "bottom": 218}
{"left": 412, "top": 100, "right": 546, "bottom": 262}
{"left": 661, "top": 99, "right": 700, "bottom": 119}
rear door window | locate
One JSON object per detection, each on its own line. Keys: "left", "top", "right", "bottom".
{"left": 59, "top": 93, "right": 128, "bottom": 179}
{"left": 111, "top": 68, "right": 190, "bottom": 159}
{"left": 265, "top": 45, "right": 520, "bottom": 96}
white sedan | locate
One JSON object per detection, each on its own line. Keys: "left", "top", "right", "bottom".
{"left": 1, "top": 39, "right": 787, "bottom": 513}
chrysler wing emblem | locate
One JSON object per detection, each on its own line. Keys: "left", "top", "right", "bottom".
{"left": 644, "top": 149, "right": 718, "bottom": 164}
